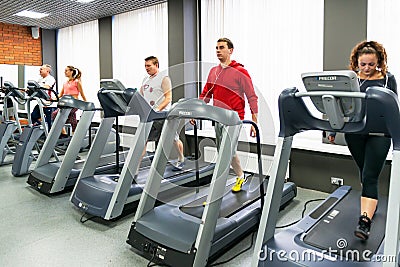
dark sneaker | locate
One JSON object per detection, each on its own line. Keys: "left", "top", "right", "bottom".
{"left": 60, "top": 133, "right": 69, "bottom": 139}
{"left": 172, "top": 161, "right": 185, "bottom": 171}
{"left": 354, "top": 213, "right": 371, "bottom": 240}
{"left": 132, "top": 174, "right": 138, "bottom": 184}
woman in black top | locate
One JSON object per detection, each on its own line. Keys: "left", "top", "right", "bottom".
{"left": 328, "top": 40, "right": 397, "bottom": 240}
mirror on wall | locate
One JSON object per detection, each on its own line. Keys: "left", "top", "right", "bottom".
{"left": 0, "top": 64, "right": 43, "bottom": 88}
{"left": 24, "top": 65, "right": 42, "bottom": 85}
{"left": 0, "top": 64, "right": 43, "bottom": 114}
{"left": 0, "top": 64, "right": 19, "bottom": 87}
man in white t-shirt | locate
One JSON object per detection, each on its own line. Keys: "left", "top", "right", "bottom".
{"left": 139, "top": 56, "right": 185, "bottom": 171}
{"left": 31, "top": 64, "right": 56, "bottom": 128}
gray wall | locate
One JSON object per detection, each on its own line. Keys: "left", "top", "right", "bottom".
{"left": 98, "top": 17, "right": 113, "bottom": 79}
{"left": 290, "top": 149, "right": 391, "bottom": 196}
{"left": 168, "top": 0, "right": 200, "bottom": 150}
{"left": 168, "top": 0, "right": 199, "bottom": 102}
{"left": 323, "top": 0, "right": 367, "bottom": 70}
{"left": 41, "top": 29, "right": 58, "bottom": 81}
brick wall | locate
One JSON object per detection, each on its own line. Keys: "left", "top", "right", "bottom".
{"left": 0, "top": 23, "right": 42, "bottom": 66}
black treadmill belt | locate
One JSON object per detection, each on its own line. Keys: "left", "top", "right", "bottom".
{"left": 73, "top": 150, "right": 131, "bottom": 170}
{"left": 134, "top": 159, "right": 214, "bottom": 184}
{"left": 304, "top": 190, "right": 387, "bottom": 261}
{"left": 179, "top": 176, "right": 265, "bottom": 218}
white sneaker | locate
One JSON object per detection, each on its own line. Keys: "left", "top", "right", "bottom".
{"left": 172, "top": 161, "right": 185, "bottom": 171}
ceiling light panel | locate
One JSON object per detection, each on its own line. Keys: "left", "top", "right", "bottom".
{"left": 75, "top": 0, "right": 95, "bottom": 3}
{"left": 14, "top": 10, "right": 49, "bottom": 19}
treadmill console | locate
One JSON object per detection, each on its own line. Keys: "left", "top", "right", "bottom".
{"left": 26, "top": 80, "right": 51, "bottom": 100}
{"left": 301, "top": 70, "right": 361, "bottom": 118}
{"left": 3, "top": 81, "right": 25, "bottom": 100}
{"left": 100, "top": 79, "right": 126, "bottom": 91}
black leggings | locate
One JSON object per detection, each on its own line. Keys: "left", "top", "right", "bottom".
{"left": 31, "top": 105, "right": 57, "bottom": 129}
{"left": 51, "top": 108, "right": 78, "bottom": 132}
{"left": 345, "top": 134, "right": 391, "bottom": 199}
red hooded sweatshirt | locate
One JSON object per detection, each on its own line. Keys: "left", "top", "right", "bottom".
{"left": 199, "top": 60, "right": 258, "bottom": 120}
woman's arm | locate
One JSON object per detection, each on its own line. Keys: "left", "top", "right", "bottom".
{"left": 58, "top": 86, "right": 64, "bottom": 99}
{"left": 388, "top": 74, "right": 397, "bottom": 95}
{"left": 77, "top": 80, "right": 87, "bottom": 101}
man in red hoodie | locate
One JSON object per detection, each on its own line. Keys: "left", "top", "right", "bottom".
{"left": 199, "top": 37, "right": 258, "bottom": 192}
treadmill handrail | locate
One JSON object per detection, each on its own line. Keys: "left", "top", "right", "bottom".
{"left": 98, "top": 87, "right": 167, "bottom": 122}
{"left": 27, "top": 80, "right": 59, "bottom": 102}
{"left": 3, "top": 81, "right": 27, "bottom": 105}
{"left": 242, "top": 120, "right": 264, "bottom": 209}
{"left": 4, "top": 91, "right": 27, "bottom": 106}
{"left": 125, "top": 90, "right": 167, "bottom": 122}
{"left": 278, "top": 86, "right": 400, "bottom": 149}
{"left": 98, "top": 88, "right": 128, "bottom": 117}
{"left": 295, "top": 91, "right": 366, "bottom": 98}
{"left": 168, "top": 98, "right": 242, "bottom": 126}
{"left": 57, "top": 95, "right": 95, "bottom": 111}
{"left": 100, "top": 79, "right": 127, "bottom": 91}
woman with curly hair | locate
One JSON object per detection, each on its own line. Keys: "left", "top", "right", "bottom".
{"left": 329, "top": 40, "right": 397, "bottom": 240}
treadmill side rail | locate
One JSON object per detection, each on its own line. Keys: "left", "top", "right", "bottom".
{"left": 33, "top": 107, "right": 72, "bottom": 168}
{"left": 104, "top": 121, "right": 152, "bottom": 220}
{"left": 251, "top": 136, "right": 292, "bottom": 267}
{"left": 193, "top": 124, "right": 241, "bottom": 267}
{"left": 383, "top": 150, "right": 400, "bottom": 267}
{"left": 133, "top": 118, "right": 181, "bottom": 221}
{"left": 50, "top": 110, "right": 95, "bottom": 193}
{"left": 70, "top": 117, "right": 116, "bottom": 200}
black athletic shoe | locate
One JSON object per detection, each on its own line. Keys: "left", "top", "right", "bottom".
{"left": 354, "top": 213, "right": 371, "bottom": 240}
{"left": 60, "top": 133, "right": 69, "bottom": 139}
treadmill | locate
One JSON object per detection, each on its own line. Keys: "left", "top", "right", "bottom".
{"left": 70, "top": 80, "right": 215, "bottom": 220}
{"left": 126, "top": 98, "right": 297, "bottom": 267}
{"left": 11, "top": 80, "right": 57, "bottom": 176}
{"left": 26, "top": 82, "right": 116, "bottom": 194}
{"left": 0, "top": 82, "right": 29, "bottom": 165}
{"left": 27, "top": 94, "right": 96, "bottom": 193}
{"left": 251, "top": 70, "right": 400, "bottom": 267}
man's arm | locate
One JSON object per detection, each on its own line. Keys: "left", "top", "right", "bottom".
{"left": 250, "top": 113, "right": 258, "bottom": 137}
{"left": 199, "top": 69, "right": 216, "bottom": 102}
{"left": 41, "top": 76, "right": 56, "bottom": 89}
{"left": 155, "top": 76, "right": 172, "bottom": 111}
{"left": 139, "top": 76, "right": 147, "bottom": 96}
{"left": 199, "top": 82, "right": 212, "bottom": 102}
{"left": 239, "top": 68, "right": 259, "bottom": 137}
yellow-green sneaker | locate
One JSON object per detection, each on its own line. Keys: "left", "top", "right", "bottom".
{"left": 232, "top": 177, "right": 245, "bottom": 193}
